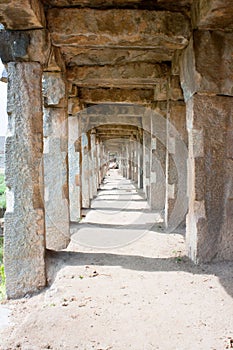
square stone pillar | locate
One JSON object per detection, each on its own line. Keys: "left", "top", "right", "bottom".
{"left": 180, "top": 30, "right": 233, "bottom": 262}
{"left": 4, "top": 62, "right": 46, "bottom": 299}
{"left": 137, "top": 139, "right": 143, "bottom": 189}
{"left": 165, "top": 101, "right": 188, "bottom": 229}
{"left": 143, "top": 130, "right": 151, "bottom": 200}
{"left": 81, "top": 132, "right": 91, "bottom": 208}
{"left": 90, "top": 131, "right": 98, "bottom": 198}
{"left": 186, "top": 94, "right": 232, "bottom": 262}
{"left": 150, "top": 122, "right": 166, "bottom": 211}
{"left": 43, "top": 72, "right": 70, "bottom": 250}
{"left": 68, "top": 115, "right": 81, "bottom": 222}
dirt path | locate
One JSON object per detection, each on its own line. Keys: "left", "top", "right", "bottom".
{"left": 1, "top": 171, "right": 233, "bottom": 350}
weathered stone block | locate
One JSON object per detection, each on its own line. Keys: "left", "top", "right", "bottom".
{"left": 79, "top": 88, "right": 154, "bottom": 104}
{"left": 68, "top": 97, "right": 81, "bottom": 115}
{"left": 66, "top": 63, "right": 170, "bottom": 88}
{"left": 42, "top": 72, "right": 66, "bottom": 107}
{"left": 186, "top": 94, "right": 233, "bottom": 262}
{"left": 0, "top": 0, "right": 45, "bottom": 30}
{"left": 180, "top": 31, "right": 233, "bottom": 99}
{"left": 43, "top": 107, "right": 70, "bottom": 250}
{"left": 0, "top": 30, "right": 50, "bottom": 65}
{"left": 4, "top": 62, "right": 46, "bottom": 299}
{"left": 192, "top": 0, "right": 233, "bottom": 30}
{"left": 45, "top": 46, "right": 66, "bottom": 72}
{"left": 47, "top": 9, "right": 190, "bottom": 49}
{"left": 61, "top": 47, "right": 174, "bottom": 66}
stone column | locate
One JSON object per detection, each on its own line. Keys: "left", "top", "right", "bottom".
{"left": 68, "top": 115, "right": 81, "bottom": 222}
{"left": 150, "top": 117, "right": 166, "bottom": 211}
{"left": 81, "top": 132, "right": 91, "bottom": 208}
{"left": 43, "top": 72, "right": 70, "bottom": 250}
{"left": 96, "top": 137, "right": 101, "bottom": 187}
{"left": 4, "top": 62, "right": 46, "bottom": 298}
{"left": 142, "top": 130, "right": 151, "bottom": 200}
{"left": 137, "top": 137, "right": 143, "bottom": 189}
{"left": 132, "top": 138, "right": 138, "bottom": 183}
{"left": 165, "top": 100, "right": 187, "bottom": 228}
{"left": 90, "top": 131, "right": 98, "bottom": 198}
{"left": 180, "top": 31, "right": 233, "bottom": 262}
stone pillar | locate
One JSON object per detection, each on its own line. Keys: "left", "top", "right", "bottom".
{"left": 43, "top": 72, "right": 70, "bottom": 250}
{"left": 150, "top": 117, "right": 166, "bottom": 211}
{"left": 180, "top": 31, "right": 233, "bottom": 262}
{"left": 81, "top": 132, "right": 91, "bottom": 208}
{"left": 128, "top": 141, "right": 132, "bottom": 180}
{"left": 142, "top": 130, "right": 151, "bottom": 200}
{"left": 96, "top": 137, "right": 101, "bottom": 187}
{"left": 90, "top": 131, "right": 98, "bottom": 198}
{"left": 132, "top": 138, "right": 138, "bottom": 183}
{"left": 4, "top": 62, "right": 46, "bottom": 298}
{"left": 68, "top": 115, "right": 81, "bottom": 222}
{"left": 186, "top": 95, "right": 233, "bottom": 262}
{"left": 165, "top": 101, "right": 187, "bottom": 228}
{"left": 137, "top": 138, "right": 143, "bottom": 189}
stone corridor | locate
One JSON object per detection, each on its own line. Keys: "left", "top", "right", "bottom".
{"left": 70, "top": 169, "right": 163, "bottom": 250}
{"left": 0, "top": 0, "right": 232, "bottom": 301}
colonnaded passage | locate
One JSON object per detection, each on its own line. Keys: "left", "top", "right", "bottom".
{"left": 0, "top": 0, "right": 232, "bottom": 298}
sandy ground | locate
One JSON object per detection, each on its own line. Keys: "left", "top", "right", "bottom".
{"left": 1, "top": 171, "right": 233, "bottom": 350}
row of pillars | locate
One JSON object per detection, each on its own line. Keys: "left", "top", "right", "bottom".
{"left": 4, "top": 63, "right": 110, "bottom": 298}
{"left": 3, "top": 30, "right": 233, "bottom": 299}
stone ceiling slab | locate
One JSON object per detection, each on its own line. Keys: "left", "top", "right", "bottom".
{"left": 67, "top": 63, "right": 170, "bottom": 88}
{"left": 47, "top": 9, "right": 191, "bottom": 50}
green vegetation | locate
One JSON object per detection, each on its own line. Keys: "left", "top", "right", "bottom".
{"left": 0, "top": 236, "right": 3, "bottom": 264}
{"left": 0, "top": 174, "right": 6, "bottom": 210}
{"left": 0, "top": 237, "right": 5, "bottom": 300}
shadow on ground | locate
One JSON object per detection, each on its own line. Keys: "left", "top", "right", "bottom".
{"left": 46, "top": 249, "right": 233, "bottom": 300}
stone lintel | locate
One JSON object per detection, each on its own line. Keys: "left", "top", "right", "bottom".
{"left": 61, "top": 47, "right": 174, "bottom": 66}
{"left": 78, "top": 88, "right": 154, "bottom": 104}
{"left": 67, "top": 63, "right": 170, "bottom": 89}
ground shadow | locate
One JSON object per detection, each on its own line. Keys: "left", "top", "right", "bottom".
{"left": 46, "top": 249, "right": 233, "bottom": 300}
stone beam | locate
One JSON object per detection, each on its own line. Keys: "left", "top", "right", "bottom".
{"left": 0, "top": 30, "right": 50, "bottom": 66}
{"left": 67, "top": 63, "right": 170, "bottom": 88}
{"left": 43, "top": 0, "right": 192, "bottom": 10}
{"left": 87, "top": 116, "right": 142, "bottom": 130}
{"left": 192, "top": 0, "right": 233, "bottom": 29}
{"left": 84, "top": 103, "right": 146, "bottom": 116}
{"left": 61, "top": 47, "right": 173, "bottom": 66}
{"left": 0, "top": 0, "right": 45, "bottom": 30}
{"left": 96, "top": 125, "right": 139, "bottom": 132}
{"left": 78, "top": 88, "right": 154, "bottom": 104}
{"left": 47, "top": 9, "right": 190, "bottom": 49}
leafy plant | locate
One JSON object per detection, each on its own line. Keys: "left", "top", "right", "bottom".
{"left": 0, "top": 263, "right": 6, "bottom": 300}
{"left": 0, "top": 236, "right": 6, "bottom": 300}
{"left": 172, "top": 250, "right": 183, "bottom": 263}
{"left": 0, "top": 174, "right": 6, "bottom": 194}
{"left": 0, "top": 174, "right": 6, "bottom": 210}
{"left": 0, "top": 236, "right": 3, "bottom": 264}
